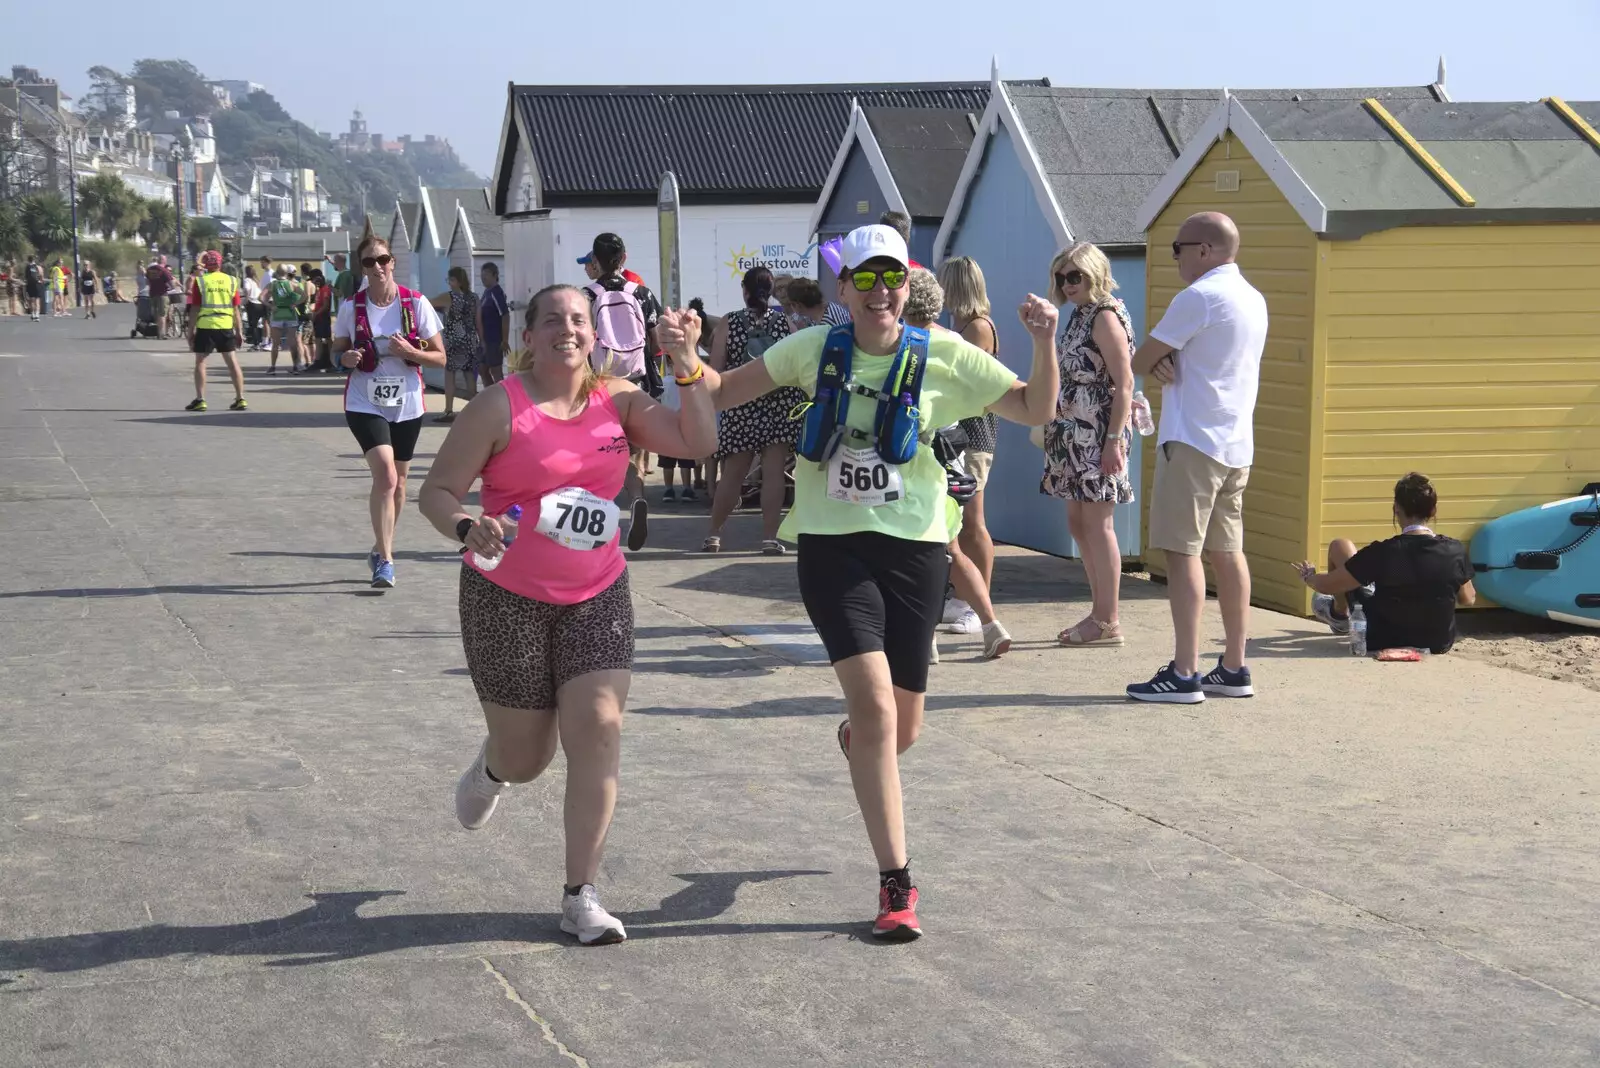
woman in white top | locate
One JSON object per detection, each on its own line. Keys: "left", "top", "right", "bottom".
{"left": 332, "top": 236, "right": 447, "bottom": 589}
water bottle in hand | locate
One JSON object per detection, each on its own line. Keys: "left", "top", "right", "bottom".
{"left": 1131, "top": 391, "right": 1155, "bottom": 436}
{"left": 472, "top": 505, "right": 523, "bottom": 572}
{"left": 1349, "top": 602, "right": 1368, "bottom": 657}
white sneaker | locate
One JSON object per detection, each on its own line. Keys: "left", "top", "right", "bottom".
{"left": 929, "top": 633, "right": 940, "bottom": 665}
{"left": 560, "top": 884, "right": 627, "bottom": 945}
{"left": 454, "top": 741, "right": 504, "bottom": 830}
{"left": 941, "top": 598, "right": 969, "bottom": 624}
{"left": 982, "top": 619, "right": 1012, "bottom": 659}
{"left": 943, "top": 608, "right": 980, "bottom": 634}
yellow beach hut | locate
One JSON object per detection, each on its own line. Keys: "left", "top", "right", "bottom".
{"left": 1134, "top": 94, "right": 1600, "bottom": 615}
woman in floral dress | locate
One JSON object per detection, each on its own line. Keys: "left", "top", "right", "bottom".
{"left": 1039, "top": 242, "right": 1136, "bottom": 647}
{"left": 701, "top": 266, "right": 800, "bottom": 554}
{"left": 434, "top": 267, "right": 480, "bottom": 424}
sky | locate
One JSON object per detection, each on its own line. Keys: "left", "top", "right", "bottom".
{"left": 8, "top": 2, "right": 1600, "bottom": 180}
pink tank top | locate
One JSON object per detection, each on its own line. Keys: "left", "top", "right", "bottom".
{"left": 470, "top": 374, "right": 629, "bottom": 605}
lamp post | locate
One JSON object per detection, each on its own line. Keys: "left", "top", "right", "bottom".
{"left": 44, "top": 110, "right": 83, "bottom": 306}
{"left": 281, "top": 125, "right": 303, "bottom": 227}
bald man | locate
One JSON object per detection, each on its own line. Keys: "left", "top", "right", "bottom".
{"left": 1127, "top": 211, "right": 1267, "bottom": 704}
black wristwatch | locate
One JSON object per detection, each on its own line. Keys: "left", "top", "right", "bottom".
{"left": 455, "top": 517, "right": 474, "bottom": 543}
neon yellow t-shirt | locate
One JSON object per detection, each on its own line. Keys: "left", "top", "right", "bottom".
{"left": 763, "top": 324, "right": 1017, "bottom": 544}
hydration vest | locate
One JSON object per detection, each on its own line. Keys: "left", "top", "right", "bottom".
{"left": 193, "top": 270, "right": 238, "bottom": 330}
{"left": 351, "top": 286, "right": 422, "bottom": 374}
{"left": 794, "top": 323, "right": 931, "bottom": 467}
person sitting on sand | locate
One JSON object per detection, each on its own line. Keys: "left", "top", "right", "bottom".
{"left": 1296, "top": 472, "right": 1476, "bottom": 654}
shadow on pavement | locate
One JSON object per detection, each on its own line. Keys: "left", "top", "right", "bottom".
{"left": 632, "top": 691, "right": 1127, "bottom": 718}
{"left": 124, "top": 413, "right": 350, "bottom": 429}
{"left": 231, "top": 549, "right": 464, "bottom": 563}
{"left": 0, "top": 870, "right": 842, "bottom": 976}
{"left": 0, "top": 580, "right": 373, "bottom": 599}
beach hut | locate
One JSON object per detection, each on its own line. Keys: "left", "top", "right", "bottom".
{"left": 1135, "top": 94, "right": 1600, "bottom": 614}
{"left": 446, "top": 194, "right": 504, "bottom": 282}
{"left": 810, "top": 103, "right": 978, "bottom": 273}
{"left": 932, "top": 67, "right": 1440, "bottom": 559}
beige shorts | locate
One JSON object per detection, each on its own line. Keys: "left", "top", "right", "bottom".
{"left": 1148, "top": 441, "right": 1249, "bottom": 555}
{"left": 963, "top": 449, "right": 994, "bottom": 492}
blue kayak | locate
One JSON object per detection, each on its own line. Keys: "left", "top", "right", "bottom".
{"left": 1470, "top": 485, "right": 1600, "bottom": 628}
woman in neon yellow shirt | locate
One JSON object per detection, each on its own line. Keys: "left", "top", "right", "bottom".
{"left": 657, "top": 224, "right": 1060, "bottom": 942}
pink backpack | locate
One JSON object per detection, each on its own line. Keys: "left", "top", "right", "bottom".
{"left": 585, "top": 279, "right": 647, "bottom": 377}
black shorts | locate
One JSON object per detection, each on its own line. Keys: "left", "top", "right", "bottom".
{"left": 345, "top": 410, "right": 423, "bottom": 461}
{"left": 313, "top": 314, "right": 331, "bottom": 340}
{"left": 192, "top": 328, "right": 238, "bottom": 354}
{"left": 796, "top": 531, "right": 949, "bottom": 693}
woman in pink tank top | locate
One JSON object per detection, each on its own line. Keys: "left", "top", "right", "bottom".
{"left": 419, "top": 285, "right": 717, "bottom": 945}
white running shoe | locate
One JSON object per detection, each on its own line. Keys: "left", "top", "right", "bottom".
{"left": 929, "top": 633, "right": 940, "bottom": 665}
{"left": 455, "top": 741, "right": 505, "bottom": 830}
{"left": 943, "top": 608, "right": 981, "bottom": 634}
{"left": 982, "top": 619, "right": 1012, "bottom": 659}
{"left": 561, "top": 884, "right": 627, "bottom": 945}
{"left": 941, "top": 598, "right": 969, "bottom": 624}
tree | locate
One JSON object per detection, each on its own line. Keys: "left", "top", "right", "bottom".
{"left": 184, "top": 215, "right": 220, "bottom": 255}
{"left": 139, "top": 197, "right": 175, "bottom": 249}
{"left": 128, "top": 59, "right": 216, "bottom": 120}
{"left": 79, "top": 173, "right": 142, "bottom": 240}
{"left": 0, "top": 202, "right": 29, "bottom": 260}
{"left": 18, "top": 192, "right": 73, "bottom": 254}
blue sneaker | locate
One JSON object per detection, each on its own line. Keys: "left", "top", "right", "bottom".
{"left": 1127, "top": 662, "right": 1205, "bottom": 704}
{"left": 368, "top": 551, "right": 381, "bottom": 576}
{"left": 1200, "top": 658, "right": 1254, "bottom": 698}
{"left": 372, "top": 559, "right": 395, "bottom": 589}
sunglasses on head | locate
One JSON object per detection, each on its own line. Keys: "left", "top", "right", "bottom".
{"left": 1055, "top": 269, "right": 1084, "bottom": 289}
{"left": 361, "top": 254, "right": 394, "bottom": 269}
{"left": 848, "top": 268, "right": 907, "bottom": 293}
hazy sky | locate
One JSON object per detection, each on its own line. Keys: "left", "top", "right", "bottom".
{"left": 9, "top": 2, "right": 1599, "bottom": 179}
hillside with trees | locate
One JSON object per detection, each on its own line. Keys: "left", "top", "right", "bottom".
{"left": 92, "top": 60, "right": 484, "bottom": 213}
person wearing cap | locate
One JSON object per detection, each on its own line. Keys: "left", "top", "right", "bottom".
{"left": 577, "top": 251, "right": 645, "bottom": 287}
{"left": 183, "top": 249, "right": 247, "bottom": 412}
{"left": 583, "top": 233, "right": 664, "bottom": 549}
{"left": 657, "top": 224, "right": 1061, "bottom": 942}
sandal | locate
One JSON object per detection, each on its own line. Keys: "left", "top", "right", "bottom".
{"left": 433, "top": 412, "right": 456, "bottom": 424}
{"left": 700, "top": 536, "right": 721, "bottom": 553}
{"left": 1058, "top": 618, "right": 1124, "bottom": 647}
{"left": 761, "top": 539, "right": 786, "bottom": 556}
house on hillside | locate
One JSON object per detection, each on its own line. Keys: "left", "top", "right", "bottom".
{"left": 488, "top": 79, "right": 1029, "bottom": 312}
{"left": 1134, "top": 93, "right": 1600, "bottom": 614}
{"left": 810, "top": 103, "right": 978, "bottom": 272}
{"left": 931, "top": 64, "right": 1444, "bottom": 559}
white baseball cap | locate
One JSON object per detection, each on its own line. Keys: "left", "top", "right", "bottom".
{"left": 838, "top": 225, "right": 909, "bottom": 272}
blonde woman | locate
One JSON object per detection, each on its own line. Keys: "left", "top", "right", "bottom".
{"left": 935, "top": 256, "right": 1002, "bottom": 633}
{"left": 1041, "top": 242, "right": 1136, "bottom": 647}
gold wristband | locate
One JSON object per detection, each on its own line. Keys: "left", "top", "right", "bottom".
{"left": 674, "top": 363, "right": 705, "bottom": 386}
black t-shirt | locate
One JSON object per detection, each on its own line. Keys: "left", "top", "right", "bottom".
{"left": 1344, "top": 533, "right": 1473, "bottom": 653}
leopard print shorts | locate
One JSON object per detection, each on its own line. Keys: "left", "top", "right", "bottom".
{"left": 458, "top": 565, "right": 635, "bottom": 710}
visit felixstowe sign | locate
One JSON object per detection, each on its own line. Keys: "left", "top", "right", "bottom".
{"left": 724, "top": 241, "right": 818, "bottom": 278}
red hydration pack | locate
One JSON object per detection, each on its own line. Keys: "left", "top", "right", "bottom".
{"left": 351, "top": 286, "right": 422, "bottom": 373}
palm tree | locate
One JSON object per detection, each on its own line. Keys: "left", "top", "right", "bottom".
{"left": 78, "top": 173, "right": 139, "bottom": 240}
{"left": 0, "top": 202, "right": 28, "bottom": 260}
{"left": 184, "top": 215, "right": 220, "bottom": 256}
{"left": 139, "top": 197, "right": 175, "bottom": 250}
{"left": 18, "top": 192, "right": 73, "bottom": 255}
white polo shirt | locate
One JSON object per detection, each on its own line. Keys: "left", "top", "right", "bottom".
{"left": 1148, "top": 263, "right": 1268, "bottom": 470}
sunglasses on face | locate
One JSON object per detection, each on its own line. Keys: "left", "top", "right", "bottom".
{"left": 1171, "top": 241, "right": 1206, "bottom": 259}
{"left": 1055, "top": 269, "right": 1085, "bottom": 289}
{"left": 848, "top": 268, "right": 908, "bottom": 292}
{"left": 361, "top": 254, "right": 394, "bottom": 269}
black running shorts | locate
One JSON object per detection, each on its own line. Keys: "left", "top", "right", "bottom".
{"left": 345, "top": 410, "right": 423, "bottom": 461}
{"left": 192, "top": 328, "right": 238, "bottom": 354}
{"left": 796, "top": 531, "right": 950, "bottom": 693}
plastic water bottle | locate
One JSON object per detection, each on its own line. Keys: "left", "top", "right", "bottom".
{"left": 471, "top": 505, "right": 522, "bottom": 572}
{"left": 1131, "top": 391, "right": 1155, "bottom": 436}
{"left": 1349, "top": 602, "right": 1368, "bottom": 658}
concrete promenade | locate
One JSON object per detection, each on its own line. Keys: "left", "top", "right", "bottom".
{"left": 1, "top": 308, "right": 1596, "bottom": 1066}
